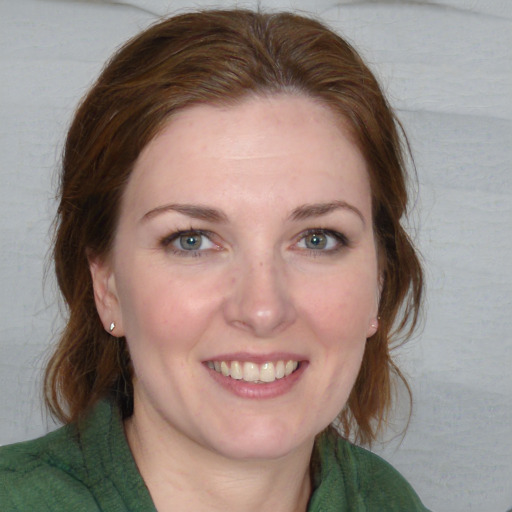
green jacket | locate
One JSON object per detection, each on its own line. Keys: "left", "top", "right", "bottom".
{"left": 0, "top": 400, "right": 429, "bottom": 511}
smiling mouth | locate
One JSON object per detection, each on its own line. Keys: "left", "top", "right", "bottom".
{"left": 206, "top": 360, "right": 300, "bottom": 383}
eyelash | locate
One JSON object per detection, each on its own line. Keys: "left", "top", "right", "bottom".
{"left": 295, "top": 228, "right": 349, "bottom": 256}
{"left": 159, "top": 228, "right": 349, "bottom": 257}
{"left": 160, "top": 229, "right": 218, "bottom": 257}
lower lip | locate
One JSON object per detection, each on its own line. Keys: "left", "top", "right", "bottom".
{"left": 205, "top": 362, "right": 307, "bottom": 399}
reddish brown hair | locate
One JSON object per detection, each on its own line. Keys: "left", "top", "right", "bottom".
{"left": 46, "top": 9, "right": 423, "bottom": 445}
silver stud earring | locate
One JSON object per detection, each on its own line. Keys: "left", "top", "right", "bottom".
{"left": 109, "top": 322, "right": 115, "bottom": 333}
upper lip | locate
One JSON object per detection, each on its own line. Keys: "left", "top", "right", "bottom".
{"left": 203, "top": 352, "right": 307, "bottom": 364}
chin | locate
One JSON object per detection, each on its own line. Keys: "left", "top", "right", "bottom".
{"left": 214, "top": 438, "right": 301, "bottom": 461}
{"left": 204, "top": 418, "right": 317, "bottom": 461}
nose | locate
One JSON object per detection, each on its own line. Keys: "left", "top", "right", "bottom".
{"left": 223, "top": 254, "right": 297, "bottom": 338}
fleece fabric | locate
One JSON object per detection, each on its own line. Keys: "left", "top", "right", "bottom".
{"left": 0, "top": 400, "right": 429, "bottom": 511}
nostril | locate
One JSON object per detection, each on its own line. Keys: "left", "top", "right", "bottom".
{"left": 222, "top": 263, "right": 297, "bottom": 337}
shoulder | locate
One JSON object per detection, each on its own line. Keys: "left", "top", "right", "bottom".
{"left": 0, "top": 400, "right": 154, "bottom": 512}
{"left": 338, "top": 439, "right": 427, "bottom": 507}
{"left": 311, "top": 432, "right": 430, "bottom": 511}
{"left": 0, "top": 415, "right": 101, "bottom": 511}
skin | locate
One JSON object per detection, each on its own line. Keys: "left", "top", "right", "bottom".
{"left": 90, "top": 94, "right": 380, "bottom": 512}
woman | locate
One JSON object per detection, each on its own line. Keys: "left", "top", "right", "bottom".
{"left": 0, "top": 9, "right": 427, "bottom": 511}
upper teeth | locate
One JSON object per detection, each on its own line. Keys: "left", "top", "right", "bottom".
{"left": 206, "top": 360, "right": 299, "bottom": 383}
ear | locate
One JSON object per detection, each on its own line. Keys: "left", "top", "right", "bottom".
{"left": 366, "top": 272, "right": 383, "bottom": 338}
{"left": 366, "top": 317, "right": 379, "bottom": 338}
{"left": 88, "top": 252, "right": 124, "bottom": 337}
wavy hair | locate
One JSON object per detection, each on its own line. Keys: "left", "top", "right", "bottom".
{"left": 45, "top": 9, "right": 423, "bottom": 445}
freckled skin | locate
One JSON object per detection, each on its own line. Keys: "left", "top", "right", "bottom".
{"left": 90, "top": 94, "right": 380, "bottom": 463}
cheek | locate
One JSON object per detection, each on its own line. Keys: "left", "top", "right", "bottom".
{"left": 116, "top": 266, "right": 222, "bottom": 350}
{"left": 298, "top": 270, "right": 376, "bottom": 343}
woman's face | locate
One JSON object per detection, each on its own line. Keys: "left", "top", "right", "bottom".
{"left": 91, "top": 95, "right": 380, "bottom": 460}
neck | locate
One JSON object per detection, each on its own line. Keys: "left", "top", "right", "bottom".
{"left": 124, "top": 407, "right": 313, "bottom": 512}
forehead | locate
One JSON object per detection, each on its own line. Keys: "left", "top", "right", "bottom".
{"left": 122, "top": 94, "right": 371, "bottom": 218}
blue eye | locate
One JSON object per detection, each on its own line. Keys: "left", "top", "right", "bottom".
{"left": 162, "top": 230, "right": 218, "bottom": 256}
{"left": 296, "top": 229, "right": 347, "bottom": 252}
{"left": 304, "top": 233, "right": 328, "bottom": 249}
{"left": 178, "top": 233, "right": 204, "bottom": 250}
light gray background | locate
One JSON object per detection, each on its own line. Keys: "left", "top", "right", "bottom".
{"left": 1, "top": 1, "right": 511, "bottom": 511}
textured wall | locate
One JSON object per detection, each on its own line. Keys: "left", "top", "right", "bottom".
{"left": 1, "top": 1, "right": 511, "bottom": 511}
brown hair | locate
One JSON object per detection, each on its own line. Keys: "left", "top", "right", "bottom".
{"left": 46, "top": 9, "right": 423, "bottom": 445}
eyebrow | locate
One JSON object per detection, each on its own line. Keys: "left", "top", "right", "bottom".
{"left": 142, "top": 200, "right": 365, "bottom": 225}
{"left": 142, "top": 203, "right": 228, "bottom": 223}
{"left": 289, "top": 200, "right": 365, "bottom": 225}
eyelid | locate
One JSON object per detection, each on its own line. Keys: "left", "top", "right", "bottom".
{"left": 159, "top": 227, "right": 349, "bottom": 257}
{"left": 160, "top": 229, "right": 221, "bottom": 256}
{"left": 294, "top": 228, "right": 349, "bottom": 252}
{"left": 161, "top": 228, "right": 208, "bottom": 245}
